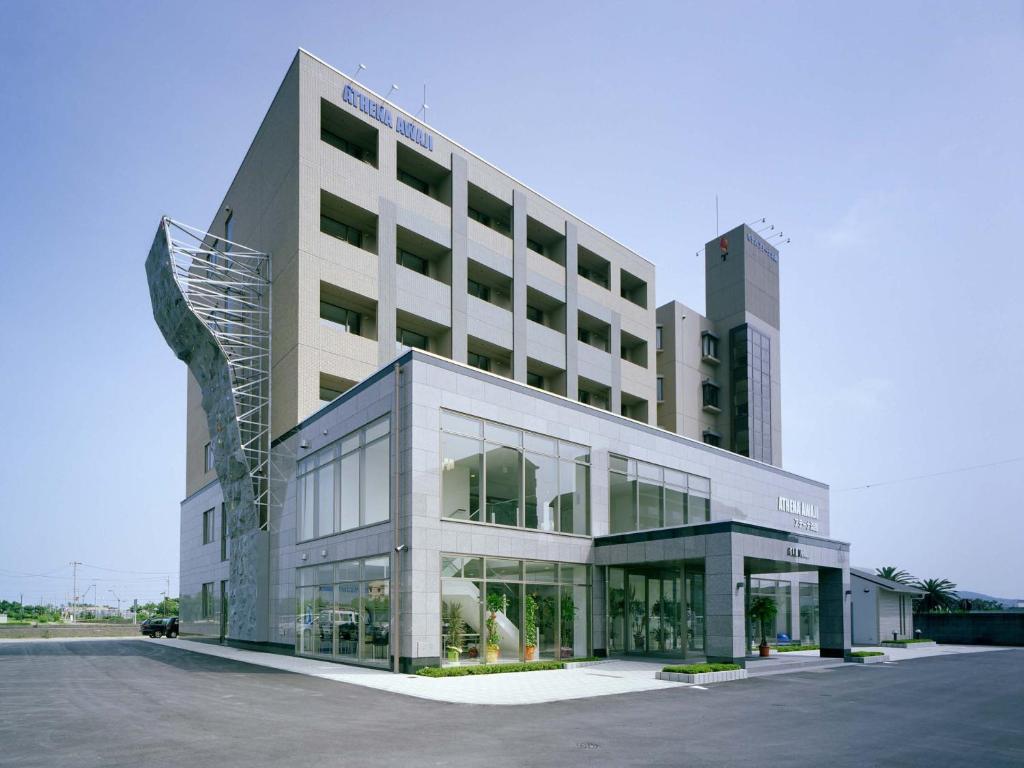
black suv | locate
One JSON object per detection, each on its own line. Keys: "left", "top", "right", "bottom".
{"left": 141, "top": 616, "right": 179, "bottom": 638}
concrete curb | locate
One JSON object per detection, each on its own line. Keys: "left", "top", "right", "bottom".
{"left": 562, "top": 660, "right": 612, "bottom": 670}
{"left": 848, "top": 654, "right": 889, "bottom": 664}
{"left": 657, "top": 669, "right": 748, "bottom": 684}
{"left": 881, "top": 641, "right": 936, "bottom": 648}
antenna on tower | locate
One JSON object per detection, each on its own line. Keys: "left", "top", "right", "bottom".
{"left": 385, "top": 84, "right": 399, "bottom": 99}
{"left": 352, "top": 63, "right": 367, "bottom": 80}
{"left": 416, "top": 84, "right": 430, "bottom": 122}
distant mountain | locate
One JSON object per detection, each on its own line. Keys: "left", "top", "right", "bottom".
{"left": 957, "top": 590, "right": 1024, "bottom": 608}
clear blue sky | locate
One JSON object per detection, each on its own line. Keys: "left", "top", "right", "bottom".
{"left": 1, "top": 1, "right": 1021, "bottom": 605}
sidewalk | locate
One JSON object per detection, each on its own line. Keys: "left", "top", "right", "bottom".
{"left": 164, "top": 639, "right": 690, "bottom": 704}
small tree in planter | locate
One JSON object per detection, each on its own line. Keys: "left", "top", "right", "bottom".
{"left": 485, "top": 593, "right": 503, "bottom": 664}
{"left": 748, "top": 596, "right": 778, "bottom": 657}
{"left": 523, "top": 594, "right": 538, "bottom": 661}
{"left": 560, "top": 592, "right": 578, "bottom": 658}
{"left": 442, "top": 601, "right": 465, "bottom": 663}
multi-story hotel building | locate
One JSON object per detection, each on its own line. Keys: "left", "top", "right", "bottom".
{"left": 147, "top": 50, "right": 852, "bottom": 672}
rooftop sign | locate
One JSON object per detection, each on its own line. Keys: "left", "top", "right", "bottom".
{"left": 746, "top": 230, "right": 778, "bottom": 263}
{"left": 342, "top": 84, "right": 434, "bottom": 152}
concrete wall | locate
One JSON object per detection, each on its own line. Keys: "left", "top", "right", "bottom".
{"left": 914, "top": 613, "right": 1024, "bottom": 646}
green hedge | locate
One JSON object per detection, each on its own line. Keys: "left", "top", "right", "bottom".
{"left": 417, "top": 661, "right": 566, "bottom": 677}
{"left": 851, "top": 651, "right": 884, "bottom": 657}
{"left": 662, "top": 663, "right": 741, "bottom": 674}
{"left": 777, "top": 644, "right": 820, "bottom": 652}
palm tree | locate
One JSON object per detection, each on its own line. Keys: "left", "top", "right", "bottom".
{"left": 912, "top": 578, "right": 958, "bottom": 614}
{"left": 876, "top": 566, "right": 913, "bottom": 584}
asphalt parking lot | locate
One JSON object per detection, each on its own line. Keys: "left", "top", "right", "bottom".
{"left": 0, "top": 640, "right": 1021, "bottom": 768}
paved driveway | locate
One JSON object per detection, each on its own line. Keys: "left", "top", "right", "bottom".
{"left": 0, "top": 639, "right": 1021, "bottom": 768}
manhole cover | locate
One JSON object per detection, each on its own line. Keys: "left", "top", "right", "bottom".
{"left": 576, "top": 743, "right": 600, "bottom": 750}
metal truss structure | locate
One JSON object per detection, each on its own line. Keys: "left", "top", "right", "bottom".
{"left": 161, "top": 217, "right": 272, "bottom": 527}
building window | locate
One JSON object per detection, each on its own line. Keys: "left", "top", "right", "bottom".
{"left": 398, "top": 169, "right": 429, "bottom": 195}
{"left": 224, "top": 210, "right": 233, "bottom": 251}
{"left": 320, "top": 214, "right": 363, "bottom": 248}
{"left": 322, "top": 127, "right": 368, "bottom": 161}
{"left": 702, "top": 430, "right": 721, "bottom": 448}
{"left": 619, "top": 269, "right": 647, "bottom": 308}
{"left": 526, "top": 371, "right": 544, "bottom": 389}
{"left": 397, "top": 249, "right": 428, "bottom": 275}
{"left": 204, "top": 442, "right": 215, "bottom": 473}
{"left": 467, "top": 278, "right": 490, "bottom": 302}
{"left": 297, "top": 416, "right": 391, "bottom": 542}
{"left": 609, "top": 455, "right": 710, "bottom": 534}
{"left": 220, "top": 503, "right": 228, "bottom": 562}
{"left": 397, "top": 327, "right": 429, "bottom": 351}
{"left": 656, "top": 376, "right": 664, "bottom": 403}
{"left": 702, "top": 381, "right": 720, "bottom": 412}
{"left": 440, "top": 411, "right": 590, "bottom": 535}
{"left": 577, "top": 263, "right": 608, "bottom": 289}
{"left": 467, "top": 351, "right": 490, "bottom": 372}
{"left": 577, "top": 327, "right": 608, "bottom": 352}
{"left": 440, "top": 556, "right": 590, "bottom": 665}
{"left": 701, "top": 331, "right": 719, "bottom": 362}
{"left": 202, "top": 508, "right": 215, "bottom": 545}
{"left": 526, "top": 304, "right": 544, "bottom": 324}
{"left": 655, "top": 326, "right": 663, "bottom": 351}
{"left": 320, "top": 384, "right": 346, "bottom": 404}
{"left": 201, "top": 582, "right": 214, "bottom": 620}
{"left": 320, "top": 301, "right": 361, "bottom": 334}
{"left": 526, "top": 238, "right": 544, "bottom": 255}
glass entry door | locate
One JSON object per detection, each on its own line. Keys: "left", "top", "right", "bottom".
{"left": 621, "top": 568, "right": 683, "bottom": 656}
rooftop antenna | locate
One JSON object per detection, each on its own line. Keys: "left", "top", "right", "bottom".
{"left": 352, "top": 63, "right": 367, "bottom": 80}
{"left": 758, "top": 223, "right": 775, "bottom": 234}
{"left": 385, "top": 84, "right": 399, "bottom": 99}
{"left": 768, "top": 231, "right": 784, "bottom": 240}
{"left": 747, "top": 217, "right": 766, "bottom": 226}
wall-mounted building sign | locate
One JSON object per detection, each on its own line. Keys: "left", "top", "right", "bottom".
{"left": 342, "top": 84, "right": 434, "bottom": 152}
{"left": 779, "top": 496, "right": 819, "bottom": 533}
{"left": 746, "top": 230, "right": 779, "bottom": 264}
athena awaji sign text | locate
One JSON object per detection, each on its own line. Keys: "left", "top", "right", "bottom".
{"left": 342, "top": 84, "right": 434, "bottom": 152}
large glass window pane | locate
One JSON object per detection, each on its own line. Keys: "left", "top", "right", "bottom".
{"left": 486, "top": 581, "right": 521, "bottom": 663}
{"left": 315, "top": 583, "right": 334, "bottom": 656}
{"left": 441, "top": 434, "right": 481, "bottom": 521}
{"left": 525, "top": 584, "right": 558, "bottom": 661}
{"left": 664, "top": 486, "right": 686, "bottom": 527}
{"left": 524, "top": 560, "right": 557, "bottom": 583}
{"left": 299, "top": 473, "right": 315, "bottom": 541}
{"left": 296, "top": 586, "right": 317, "bottom": 655}
{"left": 686, "top": 571, "right": 705, "bottom": 654}
{"left": 442, "top": 578, "right": 483, "bottom": 665}
{"left": 637, "top": 480, "right": 663, "bottom": 530}
{"left": 485, "top": 444, "right": 520, "bottom": 526}
{"left": 484, "top": 422, "right": 521, "bottom": 447}
{"left": 339, "top": 450, "right": 360, "bottom": 531}
{"left": 524, "top": 451, "right": 558, "bottom": 531}
{"left": 609, "top": 472, "right": 636, "bottom": 533}
{"left": 363, "top": 437, "right": 390, "bottom": 525}
{"left": 441, "top": 411, "right": 481, "bottom": 436}
{"left": 486, "top": 558, "right": 521, "bottom": 581}
{"left": 561, "top": 584, "right": 588, "bottom": 658}
{"left": 687, "top": 494, "right": 709, "bottom": 524}
{"left": 558, "top": 461, "right": 589, "bottom": 535}
{"left": 607, "top": 568, "right": 626, "bottom": 654}
{"left": 364, "top": 416, "right": 389, "bottom": 443}
{"left": 316, "top": 463, "right": 335, "bottom": 537}
{"left": 362, "top": 579, "right": 390, "bottom": 664}
{"left": 335, "top": 581, "right": 360, "bottom": 659}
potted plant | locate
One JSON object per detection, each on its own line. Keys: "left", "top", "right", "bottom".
{"left": 442, "top": 601, "right": 464, "bottom": 663}
{"left": 560, "top": 592, "right": 578, "bottom": 658}
{"left": 523, "top": 594, "right": 538, "bottom": 661}
{"left": 485, "top": 593, "right": 503, "bottom": 664}
{"left": 748, "top": 596, "right": 778, "bottom": 657}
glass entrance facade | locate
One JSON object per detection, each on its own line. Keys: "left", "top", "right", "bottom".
{"left": 441, "top": 555, "right": 590, "bottom": 666}
{"left": 295, "top": 555, "right": 391, "bottom": 666}
{"left": 606, "top": 563, "right": 705, "bottom": 657}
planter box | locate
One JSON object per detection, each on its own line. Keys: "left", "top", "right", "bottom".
{"left": 848, "top": 654, "right": 889, "bottom": 664}
{"left": 657, "top": 669, "right": 748, "bottom": 684}
{"left": 881, "top": 640, "right": 936, "bottom": 648}
{"left": 563, "top": 660, "right": 610, "bottom": 670}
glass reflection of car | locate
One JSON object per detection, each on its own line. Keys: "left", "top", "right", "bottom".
{"left": 314, "top": 610, "right": 359, "bottom": 641}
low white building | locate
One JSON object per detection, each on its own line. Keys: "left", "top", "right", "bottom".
{"left": 851, "top": 568, "right": 923, "bottom": 645}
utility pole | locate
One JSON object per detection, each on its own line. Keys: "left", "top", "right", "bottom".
{"left": 69, "top": 561, "right": 81, "bottom": 623}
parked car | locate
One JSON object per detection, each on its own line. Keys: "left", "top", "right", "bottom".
{"left": 141, "top": 616, "right": 179, "bottom": 638}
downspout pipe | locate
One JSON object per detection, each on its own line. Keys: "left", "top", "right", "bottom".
{"left": 392, "top": 361, "right": 403, "bottom": 673}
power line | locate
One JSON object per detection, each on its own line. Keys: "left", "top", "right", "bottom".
{"left": 834, "top": 456, "right": 1024, "bottom": 492}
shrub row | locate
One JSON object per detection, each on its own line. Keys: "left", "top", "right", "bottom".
{"left": 777, "top": 644, "right": 820, "bottom": 652}
{"left": 662, "top": 663, "right": 741, "bottom": 674}
{"left": 851, "top": 651, "right": 884, "bottom": 657}
{"left": 417, "top": 660, "right": 565, "bottom": 677}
